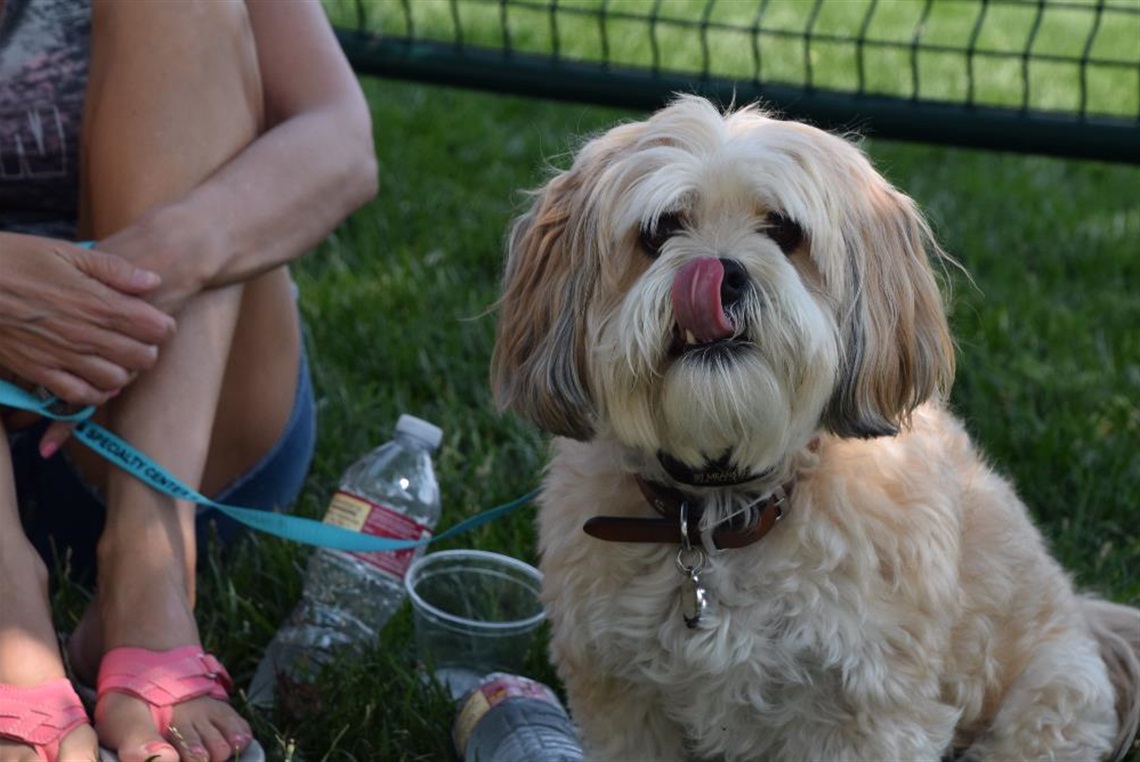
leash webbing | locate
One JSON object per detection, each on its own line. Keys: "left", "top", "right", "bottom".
{"left": 0, "top": 379, "right": 537, "bottom": 552}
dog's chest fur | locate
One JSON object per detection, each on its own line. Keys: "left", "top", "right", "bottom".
{"left": 564, "top": 530, "right": 867, "bottom": 757}
{"left": 534, "top": 406, "right": 1082, "bottom": 759}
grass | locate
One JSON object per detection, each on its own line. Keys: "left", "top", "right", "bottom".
{"left": 329, "top": 0, "right": 1140, "bottom": 118}
{"left": 51, "top": 19, "right": 1139, "bottom": 762}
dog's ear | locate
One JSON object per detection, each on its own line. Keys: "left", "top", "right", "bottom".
{"left": 491, "top": 145, "right": 614, "bottom": 440}
{"left": 823, "top": 182, "right": 956, "bottom": 438}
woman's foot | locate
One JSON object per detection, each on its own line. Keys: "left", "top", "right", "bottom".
{"left": 73, "top": 623, "right": 256, "bottom": 761}
{"left": 95, "top": 647, "right": 255, "bottom": 762}
{"left": 0, "top": 680, "right": 95, "bottom": 762}
{"left": 70, "top": 540, "right": 255, "bottom": 762}
{"left": 0, "top": 547, "right": 100, "bottom": 761}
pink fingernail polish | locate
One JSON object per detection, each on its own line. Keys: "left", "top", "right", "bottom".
{"left": 39, "top": 440, "right": 59, "bottom": 459}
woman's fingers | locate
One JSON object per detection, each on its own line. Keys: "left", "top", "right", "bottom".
{"left": 0, "top": 235, "right": 175, "bottom": 401}
{"left": 73, "top": 243, "right": 163, "bottom": 295}
{"left": 65, "top": 246, "right": 177, "bottom": 343}
{"left": 46, "top": 320, "right": 162, "bottom": 380}
{"left": 30, "top": 365, "right": 121, "bottom": 409}
{"left": 38, "top": 420, "right": 77, "bottom": 459}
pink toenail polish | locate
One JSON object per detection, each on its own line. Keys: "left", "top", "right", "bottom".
{"left": 144, "top": 740, "right": 175, "bottom": 755}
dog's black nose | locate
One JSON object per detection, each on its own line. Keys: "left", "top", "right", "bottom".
{"left": 719, "top": 258, "right": 749, "bottom": 308}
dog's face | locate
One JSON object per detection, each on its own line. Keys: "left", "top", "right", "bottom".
{"left": 492, "top": 96, "right": 955, "bottom": 484}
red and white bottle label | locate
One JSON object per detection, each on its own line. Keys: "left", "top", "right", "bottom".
{"left": 452, "top": 673, "right": 560, "bottom": 755}
{"left": 321, "top": 489, "right": 432, "bottom": 579}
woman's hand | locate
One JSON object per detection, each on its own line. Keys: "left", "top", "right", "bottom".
{"left": 93, "top": 206, "right": 211, "bottom": 317}
{"left": 0, "top": 233, "right": 176, "bottom": 407}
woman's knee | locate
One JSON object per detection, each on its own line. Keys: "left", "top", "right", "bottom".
{"left": 83, "top": 0, "right": 264, "bottom": 229}
{"left": 90, "top": 0, "right": 263, "bottom": 127}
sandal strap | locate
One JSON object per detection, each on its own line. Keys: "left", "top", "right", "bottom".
{"left": 95, "top": 646, "right": 233, "bottom": 735}
{"left": 0, "top": 678, "right": 89, "bottom": 761}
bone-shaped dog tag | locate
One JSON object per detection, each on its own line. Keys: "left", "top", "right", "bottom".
{"left": 680, "top": 565, "right": 708, "bottom": 629}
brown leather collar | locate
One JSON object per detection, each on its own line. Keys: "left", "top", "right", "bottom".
{"left": 583, "top": 476, "right": 790, "bottom": 550}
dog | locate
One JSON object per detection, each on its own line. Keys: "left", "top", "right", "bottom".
{"left": 490, "top": 95, "right": 1140, "bottom": 761}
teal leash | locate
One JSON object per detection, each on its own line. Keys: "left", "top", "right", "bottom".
{"left": 0, "top": 379, "right": 538, "bottom": 552}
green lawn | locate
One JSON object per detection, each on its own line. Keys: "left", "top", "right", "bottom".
{"left": 329, "top": 0, "right": 1140, "bottom": 118}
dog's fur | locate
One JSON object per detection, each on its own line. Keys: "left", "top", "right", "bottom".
{"left": 490, "top": 96, "right": 1140, "bottom": 761}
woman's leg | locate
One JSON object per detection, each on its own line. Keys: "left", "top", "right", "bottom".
{"left": 0, "top": 427, "right": 101, "bottom": 761}
{"left": 62, "top": 2, "right": 304, "bottom": 761}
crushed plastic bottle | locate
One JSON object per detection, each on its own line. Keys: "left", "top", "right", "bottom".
{"left": 248, "top": 414, "right": 443, "bottom": 709}
{"left": 453, "top": 673, "right": 585, "bottom": 762}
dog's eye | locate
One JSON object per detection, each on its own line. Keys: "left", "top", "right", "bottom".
{"left": 763, "top": 212, "right": 804, "bottom": 255}
{"left": 639, "top": 212, "right": 685, "bottom": 258}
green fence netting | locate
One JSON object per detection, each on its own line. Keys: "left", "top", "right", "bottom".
{"left": 328, "top": 0, "right": 1140, "bottom": 163}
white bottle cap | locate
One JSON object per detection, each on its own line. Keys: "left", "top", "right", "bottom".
{"left": 396, "top": 414, "right": 443, "bottom": 450}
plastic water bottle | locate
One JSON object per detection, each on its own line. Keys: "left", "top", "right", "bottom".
{"left": 248, "top": 414, "right": 443, "bottom": 709}
{"left": 453, "top": 673, "right": 585, "bottom": 761}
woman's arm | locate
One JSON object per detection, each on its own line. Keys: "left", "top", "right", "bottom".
{"left": 93, "top": 0, "right": 378, "bottom": 315}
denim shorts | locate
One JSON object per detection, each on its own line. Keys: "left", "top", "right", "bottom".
{"left": 9, "top": 343, "right": 317, "bottom": 583}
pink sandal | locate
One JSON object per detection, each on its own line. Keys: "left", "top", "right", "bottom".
{"left": 95, "top": 646, "right": 264, "bottom": 762}
{"left": 0, "top": 678, "right": 91, "bottom": 761}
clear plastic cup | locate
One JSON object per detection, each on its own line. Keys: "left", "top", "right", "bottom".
{"left": 405, "top": 549, "right": 545, "bottom": 698}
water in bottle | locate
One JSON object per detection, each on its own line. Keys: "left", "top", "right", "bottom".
{"left": 248, "top": 414, "right": 443, "bottom": 709}
{"left": 453, "top": 673, "right": 585, "bottom": 762}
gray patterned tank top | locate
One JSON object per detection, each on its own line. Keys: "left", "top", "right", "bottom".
{"left": 0, "top": 0, "right": 91, "bottom": 238}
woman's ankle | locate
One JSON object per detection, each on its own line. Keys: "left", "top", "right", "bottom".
{"left": 62, "top": 606, "right": 102, "bottom": 687}
{"left": 0, "top": 540, "right": 51, "bottom": 617}
{"left": 91, "top": 563, "right": 200, "bottom": 655}
{"left": 0, "top": 547, "right": 67, "bottom": 686}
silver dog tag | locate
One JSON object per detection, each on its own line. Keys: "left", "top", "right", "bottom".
{"left": 676, "top": 501, "right": 708, "bottom": 629}
{"left": 679, "top": 563, "right": 708, "bottom": 629}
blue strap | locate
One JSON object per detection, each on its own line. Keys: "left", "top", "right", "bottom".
{"left": 0, "top": 379, "right": 537, "bottom": 552}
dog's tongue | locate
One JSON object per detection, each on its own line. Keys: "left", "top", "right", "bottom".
{"left": 672, "top": 258, "right": 734, "bottom": 342}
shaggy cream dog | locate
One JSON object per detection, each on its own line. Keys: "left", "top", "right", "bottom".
{"left": 491, "top": 96, "right": 1139, "bottom": 761}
